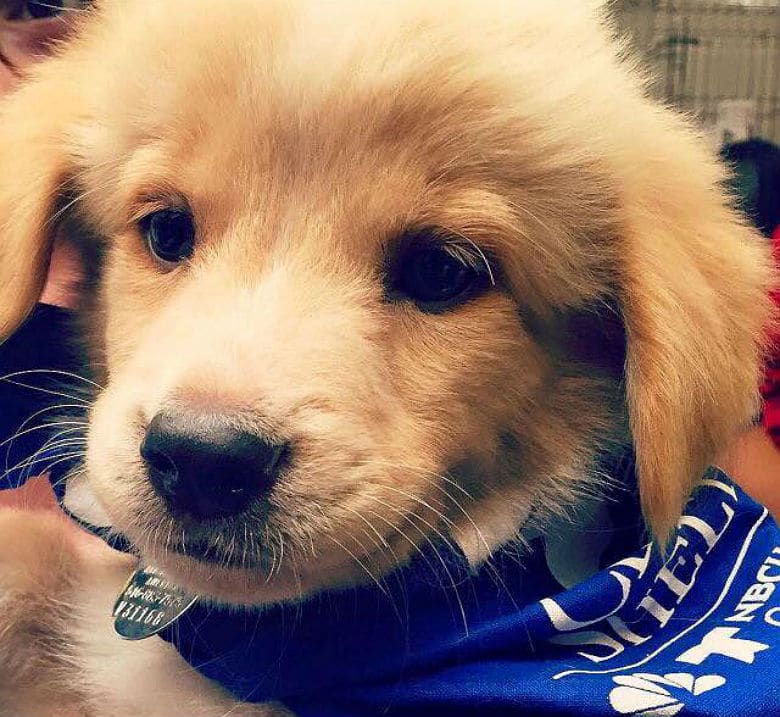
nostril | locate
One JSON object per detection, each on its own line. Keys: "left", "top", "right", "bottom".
{"left": 141, "top": 445, "right": 177, "bottom": 477}
{"left": 140, "top": 410, "right": 292, "bottom": 521}
{"left": 140, "top": 429, "right": 180, "bottom": 502}
{"left": 265, "top": 443, "right": 291, "bottom": 478}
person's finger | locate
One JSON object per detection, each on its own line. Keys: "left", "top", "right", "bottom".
{"left": 0, "top": 50, "right": 16, "bottom": 92}
{"left": 0, "top": 475, "right": 58, "bottom": 509}
{"left": 0, "top": 3, "right": 83, "bottom": 76}
{"left": 40, "top": 236, "right": 83, "bottom": 308}
{"left": 1, "top": 16, "right": 70, "bottom": 67}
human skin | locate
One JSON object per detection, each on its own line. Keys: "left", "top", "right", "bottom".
{"left": 719, "top": 426, "right": 780, "bottom": 517}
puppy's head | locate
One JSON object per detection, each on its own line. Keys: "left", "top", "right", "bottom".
{"left": 0, "top": 0, "right": 772, "bottom": 604}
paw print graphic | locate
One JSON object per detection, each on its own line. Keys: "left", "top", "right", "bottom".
{"left": 609, "top": 672, "right": 726, "bottom": 715}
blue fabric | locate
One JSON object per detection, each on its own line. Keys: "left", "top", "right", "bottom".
{"left": 158, "top": 473, "right": 780, "bottom": 716}
{"left": 0, "top": 304, "right": 85, "bottom": 498}
{"left": 2, "top": 306, "right": 778, "bottom": 715}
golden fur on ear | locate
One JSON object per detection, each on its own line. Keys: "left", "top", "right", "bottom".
{"left": 0, "top": 62, "right": 84, "bottom": 340}
{"left": 617, "top": 111, "right": 775, "bottom": 544}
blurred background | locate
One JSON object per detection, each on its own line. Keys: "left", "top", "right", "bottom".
{"left": 614, "top": 0, "right": 779, "bottom": 147}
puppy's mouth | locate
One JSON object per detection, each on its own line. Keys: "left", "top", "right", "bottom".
{"left": 91, "top": 407, "right": 465, "bottom": 601}
{"left": 101, "top": 460, "right": 467, "bottom": 604}
{"left": 168, "top": 535, "right": 268, "bottom": 569}
{"left": 147, "top": 504, "right": 286, "bottom": 571}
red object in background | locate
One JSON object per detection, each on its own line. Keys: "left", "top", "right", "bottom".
{"left": 761, "top": 225, "right": 780, "bottom": 448}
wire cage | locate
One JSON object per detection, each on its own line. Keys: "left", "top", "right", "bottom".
{"left": 614, "top": 0, "right": 780, "bottom": 147}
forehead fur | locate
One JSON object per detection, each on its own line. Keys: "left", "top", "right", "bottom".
{"left": 64, "top": 0, "right": 635, "bottom": 314}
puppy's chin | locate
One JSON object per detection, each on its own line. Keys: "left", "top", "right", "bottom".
{"left": 128, "top": 529, "right": 395, "bottom": 606}
{"left": 137, "top": 548, "right": 312, "bottom": 606}
{"left": 87, "top": 469, "right": 412, "bottom": 606}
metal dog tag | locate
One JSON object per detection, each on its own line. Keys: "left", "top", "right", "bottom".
{"left": 112, "top": 565, "right": 198, "bottom": 640}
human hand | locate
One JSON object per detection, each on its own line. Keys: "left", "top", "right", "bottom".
{"left": 1, "top": 2, "right": 85, "bottom": 88}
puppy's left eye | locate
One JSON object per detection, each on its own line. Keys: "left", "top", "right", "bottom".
{"left": 140, "top": 209, "right": 196, "bottom": 266}
{"left": 388, "top": 232, "right": 492, "bottom": 311}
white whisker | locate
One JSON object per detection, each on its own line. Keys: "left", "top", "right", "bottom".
{"left": 0, "top": 369, "right": 103, "bottom": 392}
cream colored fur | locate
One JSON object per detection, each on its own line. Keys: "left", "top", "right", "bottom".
{"left": 0, "top": 1, "right": 773, "bottom": 714}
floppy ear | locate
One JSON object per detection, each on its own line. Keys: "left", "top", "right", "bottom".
{"left": 0, "top": 70, "right": 81, "bottom": 340}
{"left": 620, "top": 122, "right": 775, "bottom": 544}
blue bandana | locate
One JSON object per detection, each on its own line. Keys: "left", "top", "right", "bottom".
{"left": 151, "top": 472, "right": 778, "bottom": 717}
{"left": 2, "top": 307, "right": 779, "bottom": 716}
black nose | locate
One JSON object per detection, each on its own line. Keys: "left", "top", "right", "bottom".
{"left": 140, "top": 412, "right": 289, "bottom": 520}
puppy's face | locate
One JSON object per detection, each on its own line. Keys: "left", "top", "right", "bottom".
{"left": 0, "top": 0, "right": 772, "bottom": 604}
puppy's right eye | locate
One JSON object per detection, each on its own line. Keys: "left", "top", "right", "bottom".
{"left": 140, "top": 209, "right": 196, "bottom": 266}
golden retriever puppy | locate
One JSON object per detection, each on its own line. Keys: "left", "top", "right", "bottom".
{"left": 0, "top": 0, "right": 773, "bottom": 714}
